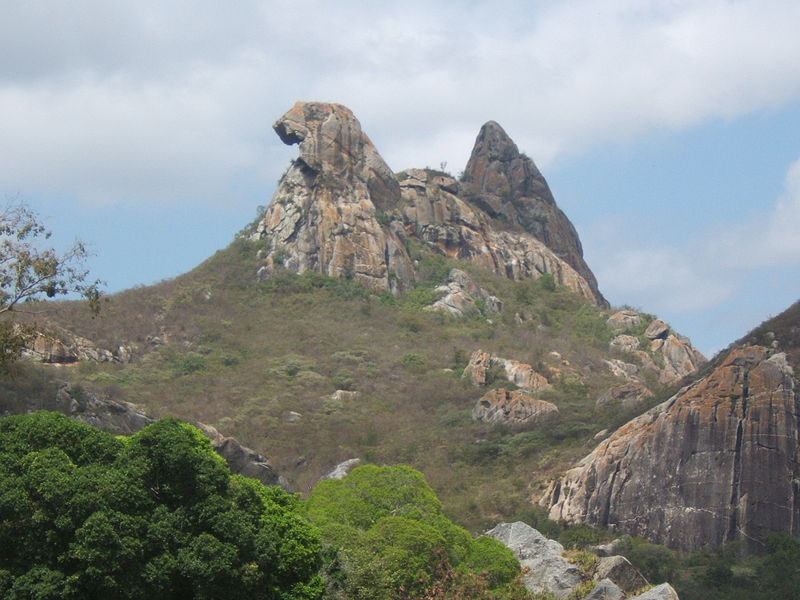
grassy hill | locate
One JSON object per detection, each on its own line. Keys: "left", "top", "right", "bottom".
{"left": 6, "top": 236, "right": 681, "bottom": 533}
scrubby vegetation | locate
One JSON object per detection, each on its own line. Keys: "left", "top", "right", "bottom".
{"left": 9, "top": 238, "right": 677, "bottom": 533}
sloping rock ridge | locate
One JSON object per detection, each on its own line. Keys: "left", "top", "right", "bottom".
{"left": 473, "top": 388, "right": 559, "bottom": 425}
{"left": 542, "top": 345, "right": 800, "bottom": 551}
{"left": 250, "top": 101, "right": 605, "bottom": 305}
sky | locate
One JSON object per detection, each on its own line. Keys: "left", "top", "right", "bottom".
{"left": 2, "top": 0, "right": 800, "bottom": 357}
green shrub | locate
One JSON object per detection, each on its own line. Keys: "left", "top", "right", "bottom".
{"left": 402, "top": 353, "right": 428, "bottom": 374}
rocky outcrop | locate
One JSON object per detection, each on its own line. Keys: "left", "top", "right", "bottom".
{"left": 594, "top": 556, "right": 648, "bottom": 594}
{"left": 595, "top": 383, "right": 653, "bottom": 410}
{"left": 6, "top": 383, "right": 288, "bottom": 489}
{"left": 251, "top": 102, "right": 414, "bottom": 292}
{"left": 21, "top": 326, "right": 118, "bottom": 364}
{"left": 629, "top": 584, "right": 680, "bottom": 600}
{"left": 485, "top": 522, "right": 582, "bottom": 598}
{"left": 463, "top": 349, "right": 550, "bottom": 392}
{"left": 460, "top": 121, "right": 606, "bottom": 306}
{"left": 607, "top": 310, "right": 642, "bottom": 333}
{"left": 321, "top": 458, "right": 361, "bottom": 480}
{"left": 250, "top": 102, "right": 606, "bottom": 305}
{"left": 603, "top": 311, "right": 705, "bottom": 385}
{"left": 543, "top": 346, "right": 800, "bottom": 551}
{"left": 426, "top": 268, "right": 502, "bottom": 317}
{"left": 584, "top": 579, "right": 625, "bottom": 600}
{"left": 473, "top": 388, "right": 559, "bottom": 425}
{"left": 399, "top": 168, "right": 602, "bottom": 304}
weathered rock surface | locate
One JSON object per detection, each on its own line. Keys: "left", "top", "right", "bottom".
{"left": 629, "top": 584, "right": 680, "bottom": 600}
{"left": 460, "top": 121, "right": 606, "bottom": 306}
{"left": 251, "top": 102, "right": 414, "bottom": 292}
{"left": 594, "top": 556, "right": 648, "bottom": 594}
{"left": 463, "top": 349, "right": 550, "bottom": 392}
{"left": 485, "top": 522, "right": 582, "bottom": 598}
{"left": 250, "top": 102, "right": 606, "bottom": 305}
{"left": 322, "top": 458, "right": 361, "bottom": 480}
{"left": 21, "top": 326, "right": 118, "bottom": 364}
{"left": 543, "top": 346, "right": 800, "bottom": 551}
{"left": 583, "top": 579, "right": 625, "bottom": 600}
{"left": 657, "top": 334, "right": 706, "bottom": 383}
{"left": 473, "top": 388, "right": 559, "bottom": 425}
{"left": 644, "top": 319, "right": 669, "bottom": 340}
{"left": 606, "top": 310, "right": 642, "bottom": 333}
{"left": 197, "top": 423, "right": 287, "bottom": 488}
{"left": 427, "top": 268, "right": 502, "bottom": 316}
{"left": 609, "top": 334, "right": 640, "bottom": 354}
{"left": 398, "top": 168, "right": 601, "bottom": 303}
{"left": 596, "top": 383, "right": 653, "bottom": 409}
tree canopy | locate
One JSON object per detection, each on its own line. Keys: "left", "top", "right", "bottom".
{"left": 0, "top": 413, "right": 323, "bottom": 600}
{"left": 305, "top": 465, "right": 523, "bottom": 600}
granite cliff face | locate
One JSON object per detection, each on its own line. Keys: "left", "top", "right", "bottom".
{"left": 461, "top": 121, "right": 605, "bottom": 305}
{"left": 542, "top": 344, "right": 800, "bottom": 551}
{"left": 250, "top": 101, "right": 606, "bottom": 305}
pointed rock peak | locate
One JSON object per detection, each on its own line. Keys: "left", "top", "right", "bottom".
{"left": 471, "top": 120, "right": 520, "bottom": 162}
{"left": 461, "top": 120, "right": 607, "bottom": 307}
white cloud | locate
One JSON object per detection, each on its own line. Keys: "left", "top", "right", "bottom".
{"left": 3, "top": 0, "right": 800, "bottom": 206}
{"left": 587, "top": 156, "right": 800, "bottom": 321}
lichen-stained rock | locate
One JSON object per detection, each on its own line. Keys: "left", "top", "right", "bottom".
{"left": 595, "top": 382, "right": 653, "bottom": 409}
{"left": 609, "top": 334, "right": 640, "bottom": 354}
{"left": 398, "top": 168, "right": 601, "bottom": 304}
{"left": 542, "top": 346, "right": 800, "bottom": 551}
{"left": 594, "top": 555, "right": 648, "bottom": 594}
{"left": 606, "top": 310, "right": 642, "bottom": 333}
{"left": 644, "top": 319, "right": 670, "bottom": 340}
{"left": 21, "top": 326, "right": 116, "bottom": 364}
{"left": 485, "top": 522, "right": 582, "bottom": 598}
{"left": 252, "top": 101, "right": 414, "bottom": 292}
{"left": 463, "top": 349, "right": 550, "bottom": 392}
{"left": 460, "top": 121, "right": 607, "bottom": 307}
{"left": 658, "top": 334, "right": 705, "bottom": 383}
{"left": 472, "top": 388, "right": 558, "bottom": 425}
{"left": 427, "top": 268, "right": 502, "bottom": 316}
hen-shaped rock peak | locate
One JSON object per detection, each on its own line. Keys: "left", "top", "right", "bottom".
{"left": 542, "top": 345, "right": 800, "bottom": 552}
{"left": 462, "top": 121, "right": 606, "bottom": 306}
{"left": 251, "top": 101, "right": 605, "bottom": 304}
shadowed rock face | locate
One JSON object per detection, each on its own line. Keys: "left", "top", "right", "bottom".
{"left": 542, "top": 345, "right": 800, "bottom": 551}
{"left": 461, "top": 121, "right": 607, "bottom": 307}
{"left": 252, "top": 101, "right": 606, "bottom": 305}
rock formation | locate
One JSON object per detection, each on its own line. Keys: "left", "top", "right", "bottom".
{"left": 543, "top": 345, "right": 800, "bottom": 551}
{"left": 485, "top": 522, "right": 582, "bottom": 598}
{"left": 473, "top": 388, "right": 559, "bottom": 425}
{"left": 249, "top": 102, "right": 606, "bottom": 305}
{"left": 595, "top": 382, "right": 653, "bottom": 410}
{"left": 463, "top": 349, "right": 550, "bottom": 392}
{"left": 251, "top": 102, "right": 414, "bottom": 292}
{"left": 426, "top": 268, "right": 502, "bottom": 317}
{"left": 461, "top": 121, "right": 607, "bottom": 306}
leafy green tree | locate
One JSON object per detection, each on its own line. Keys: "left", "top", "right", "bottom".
{"left": 0, "top": 201, "right": 102, "bottom": 372}
{"left": 0, "top": 412, "right": 323, "bottom": 600}
{"left": 305, "top": 465, "right": 522, "bottom": 600}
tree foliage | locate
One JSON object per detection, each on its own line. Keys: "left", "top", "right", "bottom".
{"left": 305, "top": 465, "right": 523, "bottom": 600}
{"left": 0, "top": 412, "right": 323, "bottom": 600}
{"left": 0, "top": 201, "right": 103, "bottom": 372}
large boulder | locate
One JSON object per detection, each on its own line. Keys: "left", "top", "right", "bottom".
{"left": 629, "top": 584, "right": 680, "bottom": 600}
{"left": 594, "top": 556, "right": 648, "bottom": 594}
{"left": 543, "top": 346, "right": 800, "bottom": 551}
{"left": 463, "top": 349, "right": 550, "bottom": 392}
{"left": 427, "top": 268, "right": 502, "bottom": 317}
{"left": 596, "top": 383, "right": 653, "bottom": 410}
{"left": 473, "top": 388, "right": 559, "bottom": 425}
{"left": 485, "top": 522, "right": 582, "bottom": 598}
{"left": 583, "top": 579, "right": 625, "bottom": 600}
